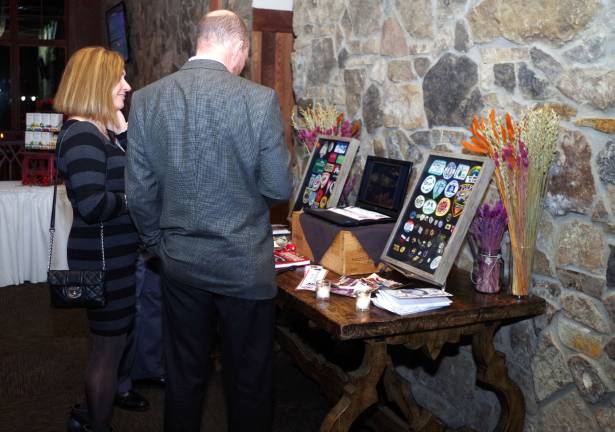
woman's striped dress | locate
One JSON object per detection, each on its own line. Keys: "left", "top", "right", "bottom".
{"left": 57, "top": 120, "right": 139, "bottom": 336}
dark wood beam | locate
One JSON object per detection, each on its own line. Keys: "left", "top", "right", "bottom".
{"left": 252, "top": 8, "right": 292, "bottom": 34}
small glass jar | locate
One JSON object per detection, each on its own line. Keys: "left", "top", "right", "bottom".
{"left": 473, "top": 249, "right": 502, "bottom": 294}
{"left": 315, "top": 280, "right": 331, "bottom": 300}
{"left": 355, "top": 290, "right": 371, "bottom": 311}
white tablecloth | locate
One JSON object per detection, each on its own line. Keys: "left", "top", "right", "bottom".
{"left": 0, "top": 181, "right": 72, "bottom": 287}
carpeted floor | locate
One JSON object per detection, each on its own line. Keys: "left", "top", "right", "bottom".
{"left": 0, "top": 282, "right": 336, "bottom": 432}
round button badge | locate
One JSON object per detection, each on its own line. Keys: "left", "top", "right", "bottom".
{"left": 316, "top": 189, "right": 324, "bottom": 203}
{"left": 403, "top": 220, "right": 415, "bottom": 233}
{"left": 432, "top": 179, "right": 447, "bottom": 199}
{"left": 435, "top": 198, "right": 451, "bottom": 217}
{"left": 444, "top": 180, "right": 459, "bottom": 198}
{"left": 420, "top": 175, "right": 437, "bottom": 194}
{"left": 312, "top": 174, "right": 322, "bottom": 189}
{"left": 308, "top": 174, "right": 316, "bottom": 189}
{"left": 443, "top": 162, "right": 457, "bottom": 179}
{"left": 422, "top": 199, "right": 437, "bottom": 215}
{"left": 320, "top": 172, "right": 330, "bottom": 189}
{"left": 319, "top": 142, "right": 328, "bottom": 158}
{"left": 414, "top": 195, "right": 426, "bottom": 209}
{"left": 430, "top": 256, "right": 442, "bottom": 270}
{"left": 308, "top": 190, "right": 316, "bottom": 206}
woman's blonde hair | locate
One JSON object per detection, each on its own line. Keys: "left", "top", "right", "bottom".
{"left": 54, "top": 47, "right": 124, "bottom": 129}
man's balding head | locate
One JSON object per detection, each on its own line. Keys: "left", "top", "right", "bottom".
{"left": 194, "top": 10, "right": 249, "bottom": 75}
{"left": 197, "top": 10, "right": 249, "bottom": 52}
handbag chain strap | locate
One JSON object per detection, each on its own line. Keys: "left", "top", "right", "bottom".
{"left": 48, "top": 122, "right": 105, "bottom": 272}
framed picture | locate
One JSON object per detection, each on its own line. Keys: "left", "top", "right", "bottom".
{"left": 291, "top": 135, "right": 360, "bottom": 212}
{"left": 381, "top": 151, "right": 495, "bottom": 286}
{"left": 106, "top": 2, "right": 130, "bottom": 61}
{"left": 356, "top": 156, "right": 413, "bottom": 217}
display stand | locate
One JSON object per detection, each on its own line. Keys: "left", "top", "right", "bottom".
{"left": 292, "top": 211, "right": 394, "bottom": 275}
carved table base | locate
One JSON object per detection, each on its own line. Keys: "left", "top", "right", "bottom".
{"left": 277, "top": 321, "right": 525, "bottom": 432}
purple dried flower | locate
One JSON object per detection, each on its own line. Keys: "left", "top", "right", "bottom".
{"left": 518, "top": 139, "right": 528, "bottom": 158}
{"left": 340, "top": 120, "right": 352, "bottom": 136}
{"left": 470, "top": 201, "right": 508, "bottom": 252}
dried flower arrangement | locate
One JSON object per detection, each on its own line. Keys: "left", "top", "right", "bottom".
{"left": 469, "top": 201, "right": 508, "bottom": 293}
{"left": 291, "top": 104, "right": 360, "bottom": 153}
{"left": 469, "top": 201, "right": 508, "bottom": 252}
{"left": 291, "top": 104, "right": 361, "bottom": 204}
{"left": 463, "top": 107, "right": 559, "bottom": 296}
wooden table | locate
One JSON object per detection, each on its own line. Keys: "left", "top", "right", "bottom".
{"left": 275, "top": 268, "right": 545, "bottom": 432}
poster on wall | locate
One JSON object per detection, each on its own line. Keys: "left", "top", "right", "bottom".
{"left": 381, "top": 151, "right": 495, "bottom": 286}
{"left": 291, "top": 135, "right": 360, "bottom": 212}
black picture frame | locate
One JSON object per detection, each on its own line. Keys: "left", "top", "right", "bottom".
{"left": 356, "top": 156, "right": 413, "bottom": 217}
{"left": 291, "top": 135, "right": 360, "bottom": 213}
{"left": 381, "top": 151, "right": 495, "bottom": 286}
{"left": 106, "top": 2, "right": 130, "bottom": 62}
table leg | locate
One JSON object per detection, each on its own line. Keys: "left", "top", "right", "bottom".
{"left": 319, "top": 339, "right": 387, "bottom": 432}
{"left": 471, "top": 323, "right": 525, "bottom": 432}
{"left": 383, "top": 362, "right": 447, "bottom": 431}
{"left": 276, "top": 325, "right": 347, "bottom": 402}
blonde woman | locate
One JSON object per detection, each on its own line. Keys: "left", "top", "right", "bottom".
{"left": 54, "top": 46, "right": 148, "bottom": 432}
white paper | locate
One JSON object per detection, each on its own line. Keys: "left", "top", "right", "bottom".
{"left": 328, "top": 206, "right": 389, "bottom": 221}
{"left": 372, "top": 291, "right": 452, "bottom": 315}
{"left": 297, "top": 266, "right": 328, "bottom": 291}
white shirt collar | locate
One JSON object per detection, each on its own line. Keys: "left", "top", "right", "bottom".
{"left": 188, "top": 53, "right": 219, "bottom": 62}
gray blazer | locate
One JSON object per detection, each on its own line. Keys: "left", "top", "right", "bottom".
{"left": 126, "top": 59, "right": 292, "bottom": 299}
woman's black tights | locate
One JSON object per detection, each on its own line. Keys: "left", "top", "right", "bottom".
{"left": 83, "top": 333, "right": 127, "bottom": 432}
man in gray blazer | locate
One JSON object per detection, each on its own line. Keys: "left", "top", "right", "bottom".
{"left": 125, "top": 9, "right": 292, "bottom": 432}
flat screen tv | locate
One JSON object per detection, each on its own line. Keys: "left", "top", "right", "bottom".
{"left": 106, "top": 2, "right": 130, "bottom": 61}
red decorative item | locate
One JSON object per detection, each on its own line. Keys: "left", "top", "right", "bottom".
{"left": 21, "top": 151, "right": 56, "bottom": 186}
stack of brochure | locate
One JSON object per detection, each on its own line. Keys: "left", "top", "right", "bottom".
{"left": 272, "top": 224, "right": 291, "bottom": 236}
{"left": 331, "top": 273, "right": 401, "bottom": 297}
{"left": 274, "top": 248, "right": 311, "bottom": 269}
{"left": 372, "top": 288, "right": 452, "bottom": 315}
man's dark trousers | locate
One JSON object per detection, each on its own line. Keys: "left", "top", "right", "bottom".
{"left": 132, "top": 253, "right": 165, "bottom": 381}
{"left": 162, "top": 273, "right": 275, "bottom": 432}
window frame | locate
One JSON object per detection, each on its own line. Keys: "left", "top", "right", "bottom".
{"left": 0, "top": 0, "right": 68, "bottom": 136}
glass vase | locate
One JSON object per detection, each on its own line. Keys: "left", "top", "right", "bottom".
{"left": 511, "top": 245, "right": 535, "bottom": 297}
{"left": 473, "top": 249, "right": 502, "bottom": 294}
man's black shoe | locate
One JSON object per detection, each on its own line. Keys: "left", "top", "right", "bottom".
{"left": 133, "top": 376, "right": 166, "bottom": 388}
{"left": 114, "top": 389, "right": 150, "bottom": 412}
{"left": 66, "top": 403, "right": 89, "bottom": 432}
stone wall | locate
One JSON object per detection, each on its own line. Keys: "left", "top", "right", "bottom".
{"left": 292, "top": 0, "right": 615, "bottom": 430}
{"left": 106, "top": 0, "right": 252, "bottom": 91}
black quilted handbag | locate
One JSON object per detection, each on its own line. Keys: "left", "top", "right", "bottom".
{"left": 47, "top": 124, "right": 107, "bottom": 309}
{"left": 48, "top": 269, "right": 106, "bottom": 308}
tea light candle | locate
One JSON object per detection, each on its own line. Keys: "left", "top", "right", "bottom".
{"left": 355, "top": 290, "right": 371, "bottom": 311}
{"left": 316, "top": 280, "right": 331, "bottom": 300}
